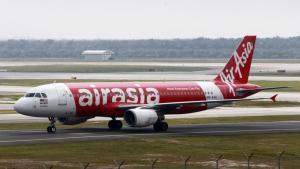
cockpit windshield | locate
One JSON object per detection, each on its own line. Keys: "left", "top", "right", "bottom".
{"left": 41, "top": 93, "right": 47, "bottom": 98}
{"left": 34, "top": 93, "right": 41, "bottom": 98}
{"left": 25, "top": 93, "right": 35, "bottom": 97}
{"left": 25, "top": 93, "right": 47, "bottom": 98}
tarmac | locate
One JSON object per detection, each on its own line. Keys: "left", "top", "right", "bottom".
{"left": 0, "top": 121, "right": 299, "bottom": 145}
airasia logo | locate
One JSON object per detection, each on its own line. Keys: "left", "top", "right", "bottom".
{"left": 78, "top": 85, "right": 160, "bottom": 106}
{"left": 219, "top": 42, "right": 253, "bottom": 95}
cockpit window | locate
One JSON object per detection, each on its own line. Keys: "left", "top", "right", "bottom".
{"left": 25, "top": 92, "right": 47, "bottom": 98}
{"left": 35, "top": 93, "right": 41, "bottom": 98}
{"left": 41, "top": 93, "right": 47, "bottom": 98}
{"left": 25, "top": 93, "right": 35, "bottom": 97}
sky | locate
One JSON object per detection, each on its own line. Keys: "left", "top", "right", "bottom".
{"left": 0, "top": 0, "right": 299, "bottom": 39}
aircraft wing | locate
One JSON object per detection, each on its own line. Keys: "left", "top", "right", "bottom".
{"left": 118, "top": 94, "right": 277, "bottom": 111}
{"left": 236, "top": 87, "right": 288, "bottom": 93}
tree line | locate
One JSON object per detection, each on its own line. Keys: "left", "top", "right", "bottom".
{"left": 0, "top": 37, "right": 299, "bottom": 59}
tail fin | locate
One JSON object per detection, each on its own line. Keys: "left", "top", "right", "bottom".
{"left": 214, "top": 36, "right": 256, "bottom": 84}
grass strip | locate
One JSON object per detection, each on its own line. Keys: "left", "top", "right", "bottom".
{"left": 0, "top": 133, "right": 299, "bottom": 168}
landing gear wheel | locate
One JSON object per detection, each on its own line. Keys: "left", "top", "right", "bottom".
{"left": 47, "top": 117, "right": 56, "bottom": 133}
{"left": 161, "top": 122, "right": 168, "bottom": 131}
{"left": 153, "top": 121, "right": 168, "bottom": 132}
{"left": 47, "top": 126, "right": 56, "bottom": 133}
{"left": 47, "top": 126, "right": 51, "bottom": 133}
{"left": 108, "top": 120, "right": 123, "bottom": 130}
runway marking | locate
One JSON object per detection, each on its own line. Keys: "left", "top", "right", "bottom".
{"left": 0, "top": 128, "right": 300, "bottom": 144}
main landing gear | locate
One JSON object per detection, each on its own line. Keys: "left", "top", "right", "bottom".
{"left": 47, "top": 117, "right": 56, "bottom": 133}
{"left": 108, "top": 118, "right": 123, "bottom": 130}
{"left": 153, "top": 121, "right": 168, "bottom": 132}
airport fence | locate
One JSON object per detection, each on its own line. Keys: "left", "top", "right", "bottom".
{"left": 0, "top": 151, "right": 299, "bottom": 169}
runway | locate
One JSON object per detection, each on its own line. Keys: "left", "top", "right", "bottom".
{"left": 0, "top": 121, "right": 299, "bottom": 145}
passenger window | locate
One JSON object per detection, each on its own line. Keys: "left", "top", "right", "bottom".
{"left": 35, "top": 93, "right": 41, "bottom": 98}
{"left": 25, "top": 93, "right": 35, "bottom": 97}
{"left": 41, "top": 93, "right": 47, "bottom": 98}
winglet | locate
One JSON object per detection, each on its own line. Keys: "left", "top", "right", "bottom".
{"left": 271, "top": 94, "right": 278, "bottom": 102}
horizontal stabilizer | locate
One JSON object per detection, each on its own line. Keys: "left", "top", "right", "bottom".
{"left": 271, "top": 94, "right": 278, "bottom": 102}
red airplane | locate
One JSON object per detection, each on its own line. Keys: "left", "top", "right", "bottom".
{"left": 14, "top": 36, "right": 282, "bottom": 133}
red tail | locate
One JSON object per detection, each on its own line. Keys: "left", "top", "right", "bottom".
{"left": 214, "top": 36, "right": 256, "bottom": 84}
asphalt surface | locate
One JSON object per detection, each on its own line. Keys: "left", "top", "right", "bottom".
{"left": 0, "top": 121, "right": 299, "bottom": 145}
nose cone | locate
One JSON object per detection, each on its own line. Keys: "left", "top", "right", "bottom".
{"left": 14, "top": 98, "right": 32, "bottom": 116}
{"left": 14, "top": 98, "right": 24, "bottom": 114}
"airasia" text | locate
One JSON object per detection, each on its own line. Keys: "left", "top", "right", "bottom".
{"left": 78, "top": 86, "right": 160, "bottom": 106}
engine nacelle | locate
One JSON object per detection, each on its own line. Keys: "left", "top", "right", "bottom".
{"left": 58, "top": 117, "right": 92, "bottom": 125}
{"left": 124, "top": 109, "right": 159, "bottom": 127}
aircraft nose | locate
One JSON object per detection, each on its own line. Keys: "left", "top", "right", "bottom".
{"left": 14, "top": 98, "right": 30, "bottom": 115}
{"left": 14, "top": 98, "right": 23, "bottom": 113}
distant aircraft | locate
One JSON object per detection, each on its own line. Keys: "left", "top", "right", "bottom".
{"left": 14, "top": 36, "right": 283, "bottom": 133}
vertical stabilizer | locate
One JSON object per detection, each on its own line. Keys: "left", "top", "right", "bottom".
{"left": 214, "top": 36, "right": 256, "bottom": 84}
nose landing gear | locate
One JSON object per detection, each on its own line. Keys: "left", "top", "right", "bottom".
{"left": 47, "top": 117, "right": 56, "bottom": 133}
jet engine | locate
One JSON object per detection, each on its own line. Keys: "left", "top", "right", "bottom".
{"left": 124, "top": 109, "right": 161, "bottom": 127}
{"left": 58, "top": 116, "right": 93, "bottom": 125}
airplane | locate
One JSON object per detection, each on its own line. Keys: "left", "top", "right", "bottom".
{"left": 14, "top": 35, "right": 284, "bottom": 133}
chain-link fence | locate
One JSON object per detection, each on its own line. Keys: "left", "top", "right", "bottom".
{"left": 0, "top": 152, "right": 299, "bottom": 169}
